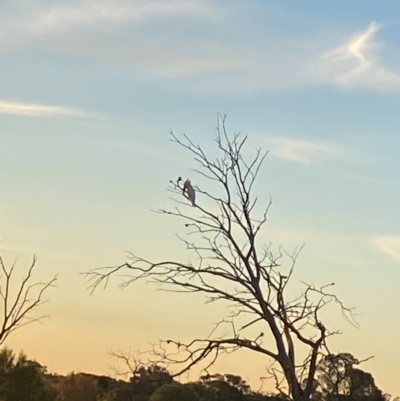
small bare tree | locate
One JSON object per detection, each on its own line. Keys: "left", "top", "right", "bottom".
{"left": 0, "top": 254, "right": 57, "bottom": 346}
{"left": 109, "top": 349, "right": 153, "bottom": 379}
{"left": 84, "top": 116, "right": 357, "bottom": 401}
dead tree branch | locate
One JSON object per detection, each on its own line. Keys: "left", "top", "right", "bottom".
{"left": 0, "top": 254, "right": 57, "bottom": 346}
{"left": 83, "top": 115, "right": 357, "bottom": 401}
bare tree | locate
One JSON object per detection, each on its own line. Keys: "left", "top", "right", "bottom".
{"left": 84, "top": 115, "right": 357, "bottom": 401}
{"left": 0, "top": 254, "right": 57, "bottom": 346}
{"left": 109, "top": 349, "right": 153, "bottom": 379}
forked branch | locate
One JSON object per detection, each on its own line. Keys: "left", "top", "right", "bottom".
{"left": 0, "top": 255, "right": 57, "bottom": 345}
{"left": 83, "top": 115, "right": 357, "bottom": 401}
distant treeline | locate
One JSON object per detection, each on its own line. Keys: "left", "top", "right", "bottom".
{"left": 0, "top": 347, "right": 394, "bottom": 401}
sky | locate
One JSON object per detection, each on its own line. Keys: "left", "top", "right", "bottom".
{"left": 1, "top": 0, "right": 400, "bottom": 395}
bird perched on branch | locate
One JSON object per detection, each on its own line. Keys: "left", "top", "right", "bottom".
{"left": 183, "top": 178, "right": 196, "bottom": 206}
{"left": 316, "top": 321, "right": 326, "bottom": 332}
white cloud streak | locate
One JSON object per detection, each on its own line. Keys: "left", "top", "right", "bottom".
{"left": 0, "top": 99, "right": 92, "bottom": 117}
{"left": 248, "top": 134, "right": 346, "bottom": 164}
{"left": 2, "top": 0, "right": 217, "bottom": 38}
{"left": 317, "top": 22, "right": 400, "bottom": 92}
{"left": 0, "top": 0, "right": 232, "bottom": 80}
{"left": 32, "top": 0, "right": 211, "bottom": 29}
{"left": 372, "top": 235, "right": 400, "bottom": 260}
{"left": 2, "top": 2, "right": 400, "bottom": 95}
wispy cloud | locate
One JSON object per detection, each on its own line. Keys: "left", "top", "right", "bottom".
{"left": 0, "top": 99, "right": 93, "bottom": 117}
{"left": 1, "top": 0, "right": 217, "bottom": 39}
{"left": 372, "top": 235, "right": 400, "bottom": 260}
{"left": 0, "top": 243, "right": 74, "bottom": 259}
{"left": 248, "top": 134, "right": 346, "bottom": 164}
{"left": 30, "top": 0, "right": 216, "bottom": 30}
{"left": 0, "top": 0, "right": 232, "bottom": 79}
{"left": 317, "top": 21, "right": 400, "bottom": 92}
{"left": 2, "top": 3, "right": 400, "bottom": 95}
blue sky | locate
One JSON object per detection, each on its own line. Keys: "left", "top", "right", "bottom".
{"left": 1, "top": 0, "right": 400, "bottom": 395}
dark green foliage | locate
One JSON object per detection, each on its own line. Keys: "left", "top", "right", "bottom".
{"left": 149, "top": 383, "right": 200, "bottom": 401}
{"left": 0, "top": 347, "right": 58, "bottom": 401}
{"left": 130, "top": 364, "right": 174, "bottom": 401}
{"left": 56, "top": 373, "right": 99, "bottom": 401}
{"left": 314, "top": 353, "right": 386, "bottom": 401}
{"left": 198, "top": 373, "right": 249, "bottom": 401}
{"left": 0, "top": 347, "right": 390, "bottom": 401}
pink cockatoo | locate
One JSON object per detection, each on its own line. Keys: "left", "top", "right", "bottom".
{"left": 183, "top": 178, "right": 196, "bottom": 206}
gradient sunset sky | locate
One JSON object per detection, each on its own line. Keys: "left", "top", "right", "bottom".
{"left": 1, "top": 0, "right": 400, "bottom": 395}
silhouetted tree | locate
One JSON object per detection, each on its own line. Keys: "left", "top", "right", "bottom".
{"left": 191, "top": 374, "right": 285, "bottom": 401}
{"left": 149, "top": 383, "right": 200, "bottom": 401}
{"left": 199, "top": 373, "right": 247, "bottom": 401}
{"left": 96, "top": 380, "right": 132, "bottom": 401}
{"left": 198, "top": 373, "right": 252, "bottom": 400}
{"left": 56, "top": 372, "right": 100, "bottom": 401}
{"left": 85, "top": 116, "right": 357, "bottom": 401}
{"left": 0, "top": 255, "right": 57, "bottom": 346}
{"left": 130, "top": 365, "right": 174, "bottom": 401}
{"left": 315, "top": 353, "right": 385, "bottom": 401}
{"left": 0, "top": 347, "right": 58, "bottom": 401}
